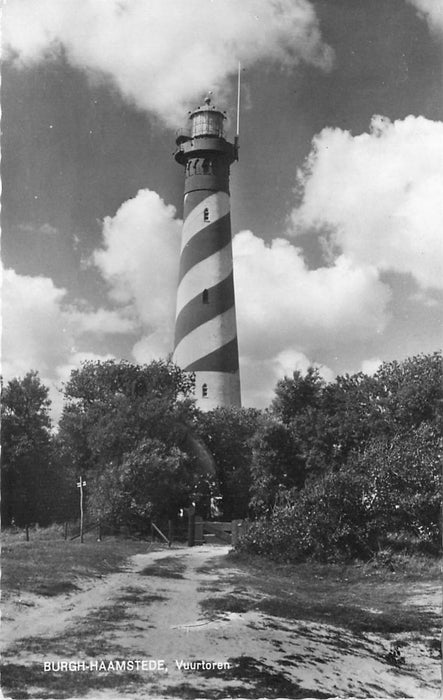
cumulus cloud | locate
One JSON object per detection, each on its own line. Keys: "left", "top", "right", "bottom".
{"left": 93, "top": 189, "right": 181, "bottom": 357}
{"left": 2, "top": 267, "right": 72, "bottom": 381}
{"left": 2, "top": 182, "right": 395, "bottom": 412}
{"left": 91, "top": 191, "right": 393, "bottom": 405}
{"left": 406, "top": 0, "right": 443, "bottom": 36}
{"left": 69, "top": 308, "right": 137, "bottom": 336}
{"left": 291, "top": 115, "right": 443, "bottom": 291}
{"left": 1, "top": 266, "right": 134, "bottom": 419}
{"left": 234, "top": 230, "right": 391, "bottom": 359}
{"left": 3, "top": 0, "right": 334, "bottom": 124}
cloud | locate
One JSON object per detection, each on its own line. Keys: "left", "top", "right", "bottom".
{"left": 2, "top": 267, "right": 72, "bottom": 381}
{"left": 1, "top": 266, "right": 131, "bottom": 420}
{"left": 2, "top": 180, "right": 394, "bottom": 413}
{"left": 234, "top": 230, "right": 391, "bottom": 360}
{"left": 406, "top": 0, "right": 443, "bottom": 36}
{"left": 91, "top": 190, "right": 392, "bottom": 405}
{"left": 68, "top": 307, "right": 137, "bottom": 336}
{"left": 3, "top": 0, "right": 334, "bottom": 124}
{"left": 291, "top": 115, "right": 443, "bottom": 291}
{"left": 18, "top": 222, "right": 59, "bottom": 236}
{"left": 93, "top": 189, "right": 181, "bottom": 357}
{"left": 361, "top": 358, "right": 383, "bottom": 376}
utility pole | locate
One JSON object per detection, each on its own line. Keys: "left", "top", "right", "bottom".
{"left": 76, "top": 476, "right": 86, "bottom": 543}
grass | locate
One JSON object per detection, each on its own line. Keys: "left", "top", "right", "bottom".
{"left": 1, "top": 528, "right": 155, "bottom": 599}
{"left": 200, "top": 550, "right": 441, "bottom": 638}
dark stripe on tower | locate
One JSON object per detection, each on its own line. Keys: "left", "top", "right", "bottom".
{"left": 183, "top": 190, "right": 215, "bottom": 217}
{"left": 174, "top": 273, "right": 235, "bottom": 348}
{"left": 178, "top": 213, "right": 231, "bottom": 283}
{"left": 184, "top": 337, "right": 239, "bottom": 372}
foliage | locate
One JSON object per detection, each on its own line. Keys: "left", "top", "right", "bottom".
{"left": 239, "top": 469, "right": 377, "bottom": 562}
{"left": 88, "top": 439, "right": 193, "bottom": 528}
{"left": 271, "top": 366, "right": 325, "bottom": 425}
{"left": 3, "top": 351, "right": 441, "bottom": 546}
{"left": 57, "top": 359, "right": 196, "bottom": 476}
{"left": 372, "top": 352, "right": 442, "bottom": 431}
{"left": 1, "top": 372, "right": 57, "bottom": 527}
{"left": 194, "top": 407, "right": 262, "bottom": 519}
{"left": 249, "top": 417, "right": 305, "bottom": 516}
{"left": 351, "top": 423, "right": 442, "bottom": 547}
{"left": 238, "top": 422, "right": 441, "bottom": 562}
{"left": 56, "top": 359, "right": 201, "bottom": 526}
{"left": 271, "top": 352, "right": 442, "bottom": 472}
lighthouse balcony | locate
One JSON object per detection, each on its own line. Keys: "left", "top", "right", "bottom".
{"left": 175, "top": 128, "right": 191, "bottom": 146}
{"left": 174, "top": 136, "right": 236, "bottom": 165}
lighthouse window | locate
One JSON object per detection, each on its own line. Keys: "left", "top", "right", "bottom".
{"left": 202, "top": 383, "right": 208, "bottom": 398}
{"left": 202, "top": 289, "right": 209, "bottom": 304}
{"left": 203, "top": 207, "right": 210, "bottom": 222}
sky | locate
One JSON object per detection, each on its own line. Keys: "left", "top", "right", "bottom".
{"left": 2, "top": 0, "right": 443, "bottom": 420}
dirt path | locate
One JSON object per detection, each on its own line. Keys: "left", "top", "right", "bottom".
{"left": 2, "top": 544, "right": 440, "bottom": 699}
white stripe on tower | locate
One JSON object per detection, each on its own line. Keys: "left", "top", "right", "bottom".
{"left": 174, "top": 307, "right": 237, "bottom": 370}
{"left": 180, "top": 192, "right": 230, "bottom": 251}
{"left": 176, "top": 243, "right": 233, "bottom": 312}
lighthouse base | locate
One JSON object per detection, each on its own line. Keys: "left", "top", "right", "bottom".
{"left": 194, "top": 371, "right": 241, "bottom": 411}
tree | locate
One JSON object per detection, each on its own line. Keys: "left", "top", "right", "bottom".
{"left": 57, "top": 359, "right": 196, "bottom": 477}
{"left": 249, "top": 417, "right": 305, "bottom": 516}
{"left": 271, "top": 366, "right": 325, "bottom": 425}
{"left": 372, "top": 352, "right": 442, "bottom": 433}
{"left": 351, "top": 423, "right": 441, "bottom": 549}
{"left": 267, "top": 353, "right": 443, "bottom": 481}
{"left": 1, "top": 372, "right": 54, "bottom": 527}
{"left": 88, "top": 439, "right": 193, "bottom": 529}
{"left": 57, "top": 359, "right": 202, "bottom": 529}
{"left": 194, "top": 407, "right": 262, "bottom": 519}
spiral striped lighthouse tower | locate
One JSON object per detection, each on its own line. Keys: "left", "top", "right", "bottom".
{"left": 173, "top": 96, "right": 241, "bottom": 410}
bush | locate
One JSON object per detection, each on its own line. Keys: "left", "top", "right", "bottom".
{"left": 239, "top": 422, "right": 441, "bottom": 563}
{"left": 238, "top": 470, "right": 379, "bottom": 562}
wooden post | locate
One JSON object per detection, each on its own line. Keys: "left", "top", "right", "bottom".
{"left": 64, "top": 521, "right": 68, "bottom": 540}
{"left": 97, "top": 521, "right": 102, "bottom": 541}
{"left": 25, "top": 524, "right": 29, "bottom": 542}
{"left": 168, "top": 520, "right": 173, "bottom": 547}
{"left": 76, "top": 477, "right": 86, "bottom": 544}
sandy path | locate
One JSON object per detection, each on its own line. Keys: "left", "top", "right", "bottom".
{"left": 2, "top": 544, "right": 440, "bottom": 699}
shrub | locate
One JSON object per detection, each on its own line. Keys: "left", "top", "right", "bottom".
{"left": 238, "top": 470, "right": 378, "bottom": 562}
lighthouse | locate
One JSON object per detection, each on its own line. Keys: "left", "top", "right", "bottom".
{"left": 173, "top": 96, "right": 241, "bottom": 410}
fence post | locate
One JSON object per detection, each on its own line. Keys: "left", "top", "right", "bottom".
{"left": 64, "top": 522, "right": 68, "bottom": 540}
{"left": 168, "top": 520, "right": 173, "bottom": 547}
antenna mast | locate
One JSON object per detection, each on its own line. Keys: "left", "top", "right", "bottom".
{"left": 235, "top": 61, "right": 241, "bottom": 158}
